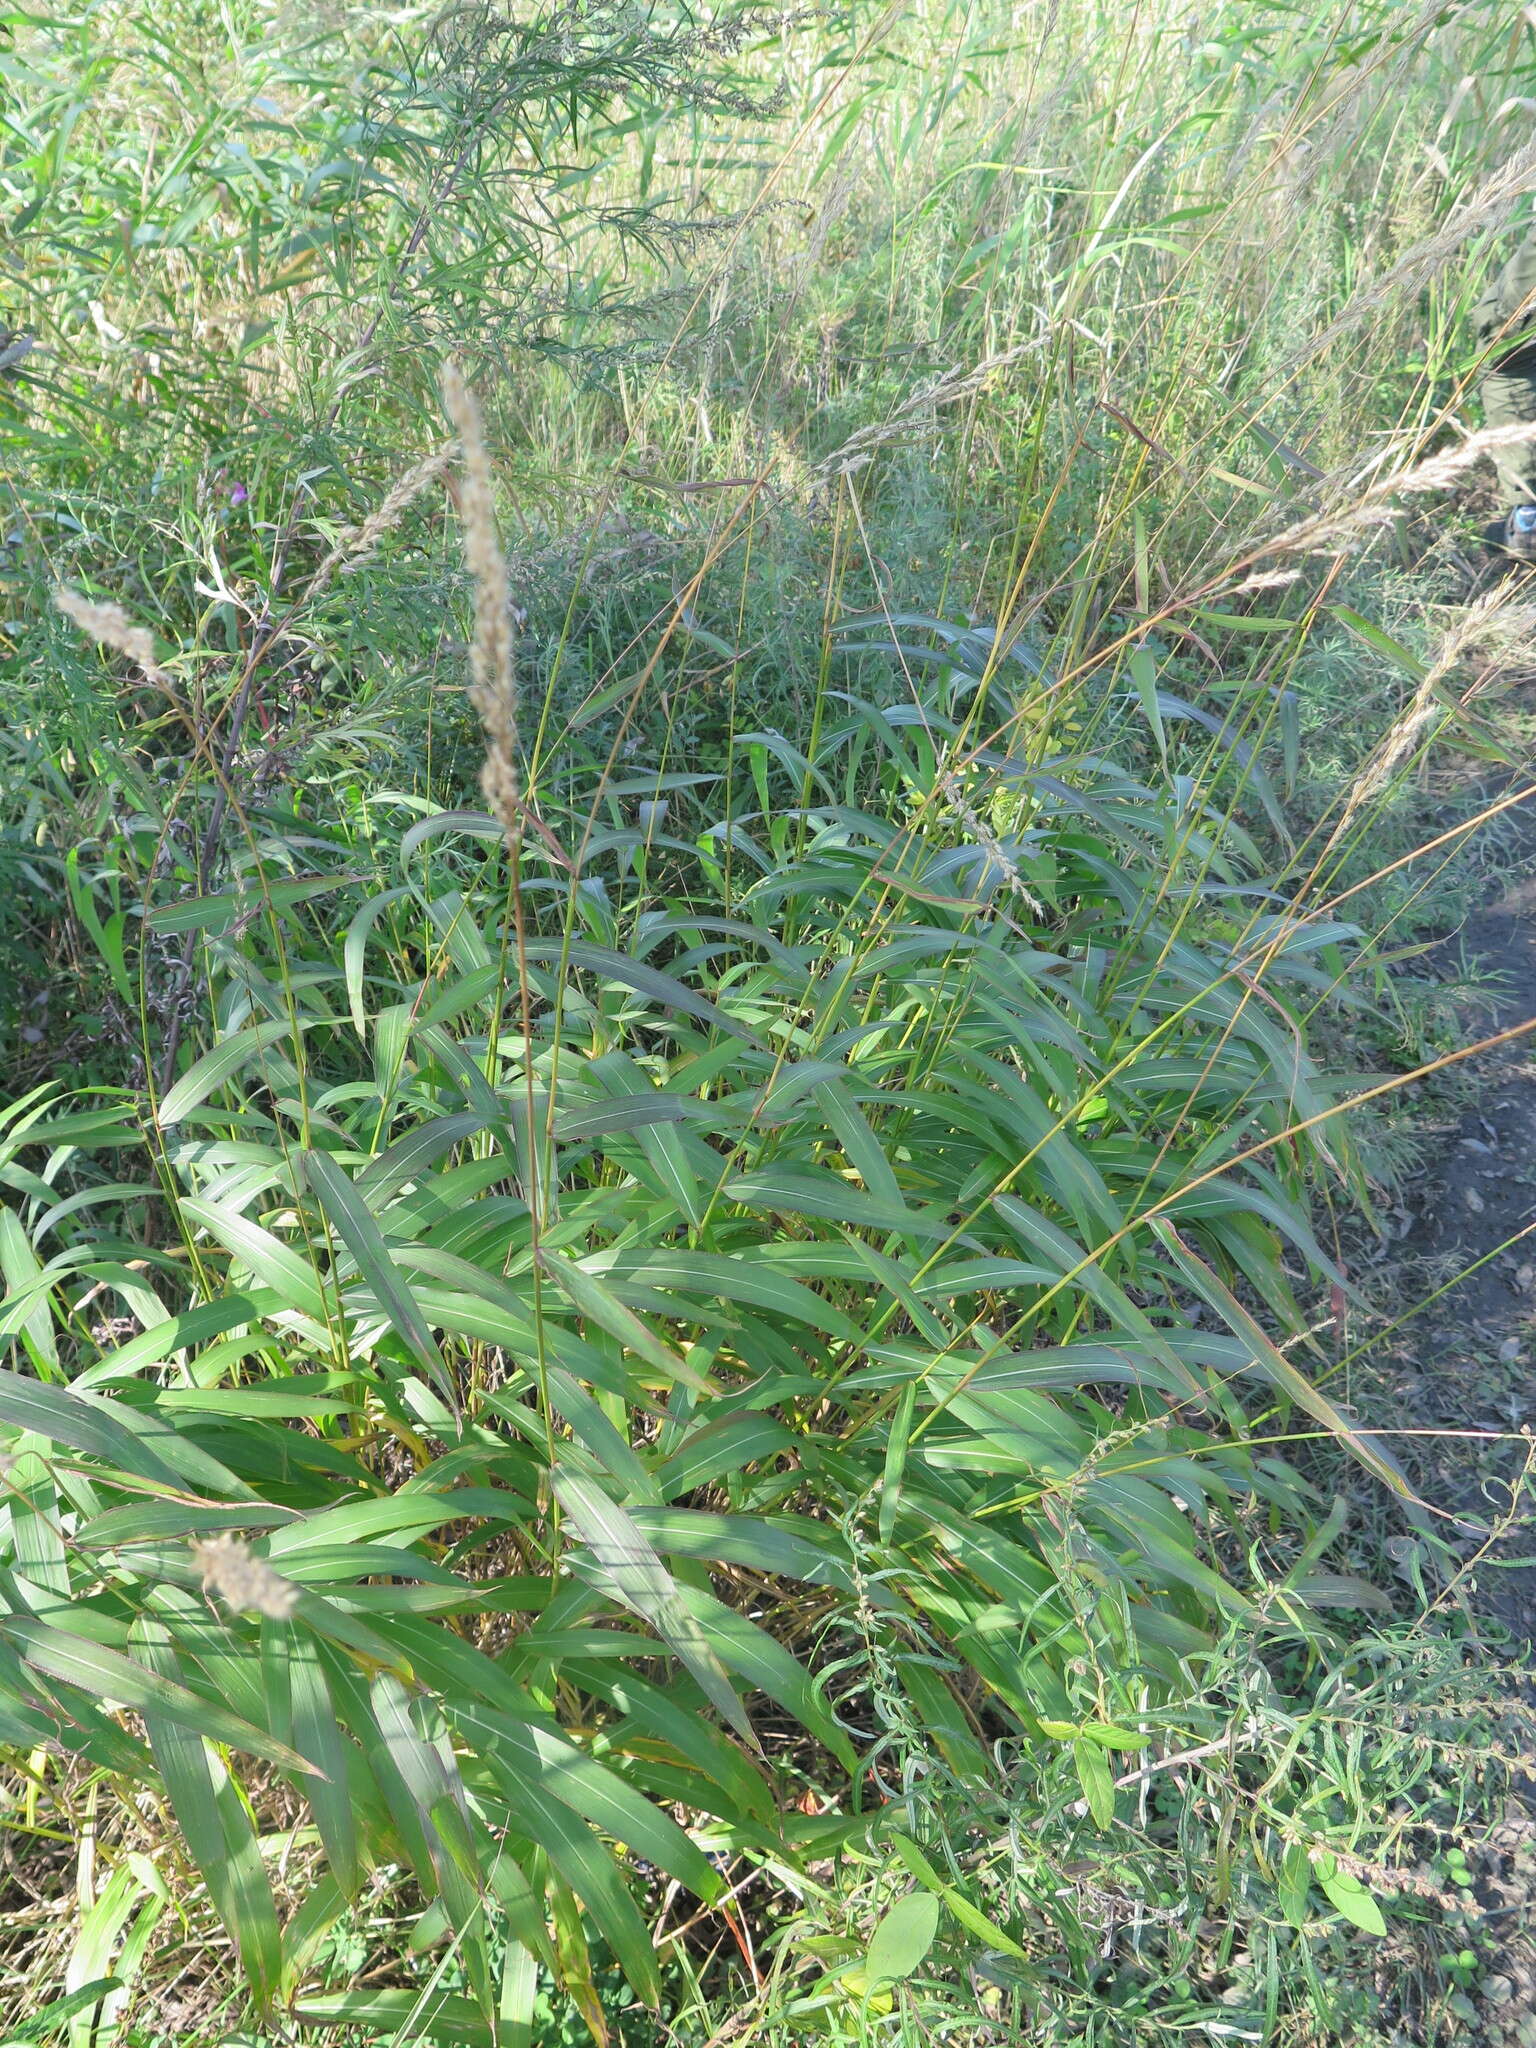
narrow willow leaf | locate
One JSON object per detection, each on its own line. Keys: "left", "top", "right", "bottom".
{"left": 1328, "top": 605, "right": 1428, "bottom": 683}
{"left": 887, "top": 1832, "right": 1027, "bottom": 1959}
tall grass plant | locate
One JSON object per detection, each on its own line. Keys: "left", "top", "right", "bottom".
{"left": 4, "top": 2, "right": 1536, "bottom": 2042}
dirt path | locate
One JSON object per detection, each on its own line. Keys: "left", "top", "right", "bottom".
{"left": 1377, "top": 787, "right": 1536, "bottom": 1646}
{"left": 1363, "top": 770, "right": 1536, "bottom": 2047}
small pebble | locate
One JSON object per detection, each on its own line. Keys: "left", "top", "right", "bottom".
{"left": 1464, "top": 1187, "right": 1486, "bottom": 1214}
{"left": 1499, "top": 1337, "right": 1524, "bottom": 1364}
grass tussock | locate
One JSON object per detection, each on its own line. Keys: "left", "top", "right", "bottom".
{"left": 3, "top": 2, "right": 1536, "bottom": 2045}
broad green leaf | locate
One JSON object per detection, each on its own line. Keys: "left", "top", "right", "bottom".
{"left": 294, "top": 1992, "right": 492, "bottom": 2048}
{"left": 523, "top": 939, "right": 766, "bottom": 1047}
{"left": 342, "top": 884, "right": 411, "bottom": 1037}
{"left": 631, "top": 1509, "right": 855, "bottom": 1594}
{"left": 157, "top": 1020, "right": 305, "bottom": 1126}
{"left": 553, "top": 1471, "right": 755, "bottom": 1746}
{"left": 286, "top": 1634, "right": 360, "bottom": 1896}
{"left": 1073, "top": 1738, "right": 1116, "bottom": 1826}
{"left": 537, "top": 1250, "right": 716, "bottom": 1393}
{"left": 588, "top": 1247, "right": 862, "bottom": 1345}
{"left": 147, "top": 873, "right": 366, "bottom": 937}
{"left": 75, "top": 1293, "right": 279, "bottom": 1388}
{"left": 1, "top": 1617, "right": 314, "bottom": 1774}
{"left": 674, "top": 1584, "right": 855, "bottom": 1770}
{"left": 455, "top": 1703, "right": 720, "bottom": 1900}
{"left": 0, "top": 1207, "right": 60, "bottom": 1378}
{"left": 178, "top": 1197, "right": 329, "bottom": 1320}
{"left": 1312, "top": 1853, "right": 1387, "bottom": 1936}
{"left": 354, "top": 1112, "right": 489, "bottom": 1204}
{"left": 1279, "top": 1840, "right": 1313, "bottom": 1928}
{"left": 898, "top": 1657, "right": 992, "bottom": 1784}
{"left": 302, "top": 1148, "right": 455, "bottom": 1407}
{"left": 653, "top": 1413, "right": 795, "bottom": 1498}
{"left": 865, "top": 1892, "right": 941, "bottom": 1987}
{"left": 265, "top": 1496, "right": 473, "bottom": 1556}
{"left": 486, "top": 1762, "right": 662, "bottom": 2007}
{"left": 146, "top": 1711, "right": 284, "bottom": 2002}
{"left": 723, "top": 1168, "right": 946, "bottom": 1238}
{"left": 0, "top": 1369, "right": 188, "bottom": 1493}
{"left": 11, "top": 1979, "right": 127, "bottom": 2048}
{"left": 553, "top": 1093, "right": 709, "bottom": 1140}
{"left": 63, "top": 1863, "right": 147, "bottom": 2048}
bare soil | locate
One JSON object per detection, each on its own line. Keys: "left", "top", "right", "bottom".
{"left": 1366, "top": 734, "right": 1536, "bottom": 2047}
{"left": 1377, "top": 792, "right": 1536, "bottom": 1652}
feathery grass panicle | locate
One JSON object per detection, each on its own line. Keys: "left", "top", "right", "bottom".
{"left": 811, "top": 338, "right": 1042, "bottom": 481}
{"left": 189, "top": 1532, "right": 299, "bottom": 1620}
{"left": 310, "top": 443, "right": 459, "bottom": 591}
{"left": 53, "top": 586, "right": 169, "bottom": 687}
{"left": 1338, "top": 586, "right": 1531, "bottom": 829}
{"left": 1283, "top": 134, "right": 1536, "bottom": 377}
{"left": 1228, "top": 567, "right": 1305, "bottom": 595}
{"left": 440, "top": 360, "right": 521, "bottom": 851}
{"left": 1257, "top": 420, "right": 1536, "bottom": 560}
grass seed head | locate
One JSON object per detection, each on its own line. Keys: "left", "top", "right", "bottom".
{"left": 440, "top": 359, "right": 521, "bottom": 850}
{"left": 311, "top": 443, "right": 459, "bottom": 588}
{"left": 190, "top": 1532, "right": 300, "bottom": 1621}
{"left": 53, "top": 587, "right": 169, "bottom": 687}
